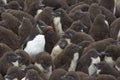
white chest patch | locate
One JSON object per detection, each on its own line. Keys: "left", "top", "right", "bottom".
{"left": 96, "top": 69, "right": 101, "bottom": 75}
{"left": 21, "top": 77, "right": 29, "bottom": 80}
{"left": 104, "top": 20, "right": 109, "bottom": 27}
{"left": 53, "top": 17, "right": 64, "bottom": 37}
{"left": 115, "top": 65, "right": 120, "bottom": 71}
{"left": 65, "top": 39, "right": 71, "bottom": 45}
{"left": 88, "top": 57, "right": 100, "bottom": 76}
{"left": 117, "top": 29, "right": 120, "bottom": 40}
{"left": 51, "top": 45, "right": 63, "bottom": 60}
{"left": 3, "top": 0, "right": 7, "bottom": 5}
{"left": 68, "top": 52, "right": 79, "bottom": 71}
{"left": 34, "top": 9, "right": 43, "bottom": 20}
{"left": 12, "top": 60, "right": 19, "bottom": 67}
{"left": 104, "top": 56, "right": 115, "bottom": 67}
{"left": 24, "top": 34, "right": 45, "bottom": 59}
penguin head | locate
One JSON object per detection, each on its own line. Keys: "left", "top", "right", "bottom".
{"left": 61, "top": 71, "right": 79, "bottom": 80}
{"left": 7, "top": 1, "right": 22, "bottom": 10}
{"left": 58, "top": 39, "right": 68, "bottom": 49}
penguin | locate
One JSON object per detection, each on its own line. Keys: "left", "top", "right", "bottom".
{"left": 98, "top": 0, "right": 116, "bottom": 14}
{"left": 89, "top": 14, "right": 109, "bottom": 41}
{"left": 0, "top": 26, "right": 21, "bottom": 50}
{"left": 76, "top": 71, "right": 89, "bottom": 80}
{"left": 0, "top": 12, "right": 21, "bottom": 34}
{"left": 60, "top": 71, "right": 80, "bottom": 80}
{"left": 66, "top": 2, "right": 86, "bottom": 13}
{"left": 76, "top": 49, "right": 101, "bottom": 75}
{"left": 52, "top": 10, "right": 64, "bottom": 37}
{"left": 53, "top": 8, "right": 73, "bottom": 31}
{"left": 54, "top": 43, "right": 83, "bottom": 71}
{"left": 49, "top": 68, "right": 67, "bottom": 80}
{"left": 6, "top": 1, "right": 22, "bottom": 10}
{"left": 24, "top": 0, "right": 44, "bottom": 17}
{"left": 100, "top": 6, "right": 116, "bottom": 25}
{"left": 69, "top": 20, "right": 88, "bottom": 32}
{"left": 70, "top": 32, "right": 95, "bottom": 45}
{"left": 21, "top": 69, "right": 43, "bottom": 80}
{"left": 18, "top": 17, "right": 33, "bottom": 44}
{"left": 88, "top": 3, "right": 102, "bottom": 23}
{"left": 116, "top": 0, "right": 120, "bottom": 17}
{"left": 82, "top": 38, "right": 116, "bottom": 55}
{"left": 0, "top": 51, "right": 22, "bottom": 75}
{"left": 37, "top": 19, "right": 59, "bottom": 53}
{"left": 24, "top": 64, "right": 46, "bottom": 80}
{"left": 115, "top": 57, "right": 120, "bottom": 71}
{"left": 42, "top": 0, "right": 69, "bottom": 10}
{"left": 4, "top": 66, "right": 25, "bottom": 80}
{"left": 35, "top": 7, "right": 54, "bottom": 26}
{"left": 15, "top": 49, "right": 33, "bottom": 70}
{"left": 94, "top": 62, "right": 120, "bottom": 78}
{"left": 96, "top": 74, "right": 117, "bottom": 80}
{"left": 6, "top": 9, "right": 36, "bottom": 25}
{"left": 51, "top": 38, "right": 69, "bottom": 60}
{"left": 0, "top": 43, "right": 12, "bottom": 58}
{"left": 110, "top": 18, "right": 120, "bottom": 40}
{"left": 103, "top": 44, "right": 120, "bottom": 67}
{"left": 24, "top": 34, "right": 46, "bottom": 59}
{"left": 34, "top": 52, "right": 53, "bottom": 80}
{"left": 69, "top": 11, "right": 92, "bottom": 33}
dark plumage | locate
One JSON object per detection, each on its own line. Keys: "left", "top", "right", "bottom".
{"left": 54, "top": 43, "right": 83, "bottom": 71}
{"left": 0, "top": 26, "right": 21, "bottom": 50}
{"left": 110, "top": 18, "right": 120, "bottom": 40}
{"left": 49, "top": 68, "right": 67, "bottom": 80}
{"left": 100, "top": 6, "right": 116, "bottom": 25}
{"left": 82, "top": 38, "right": 116, "bottom": 55}
{"left": 76, "top": 49, "right": 101, "bottom": 75}
{"left": 76, "top": 0, "right": 99, "bottom": 5}
{"left": 94, "top": 62, "right": 120, "bottom": 77}
{"left": 88, "top": 3, "right": 102, "bottom": 22}
{"left": 76, "top": 71, "right": 89, "bottom": 80}
{"left": 18, "top": 17, "right": 33, "bottom": 44}
{"left": 0, "top": 12, "right": 20, "bottom": 34}
{"left": 5, "top": 66, "right": 25, "bottom": 80}
{"left": 96, "top": 74, "right": 117, "bottom": 80}
{"left": 69, "top": 20, "right": 87, "bottom": 32}
{"left": 7, "top": 1, "right": 22, "bottom": 10}
{"left": 0, "top": 51, "right": 21, "bottom": 75}
{"left": 98, "top": 0, "right": 116, "bottom": 14}
{"left": 103, "top": 44, "right": 120, "bottom": 67}
{"left": 34, "top": 52, "right": 53, "bottom": 80}
{"left": 0, "top": 74, "right": 3, "bottom": 80}
{"left": 89, "top": 14, "right": 109, "bottom": 41}
{"left": 0, "top": 43, "right": 12, "bottom": 58}
{"left": 22, "top": 69, "right": 43, "bottom": 80}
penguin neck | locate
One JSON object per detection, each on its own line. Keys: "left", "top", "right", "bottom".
{"left": 68, "top": 52, "right": 79, "bottom": 71}
{"left": 88, "top": 57, "right": 100, "bottom": 76}
{"left": 53, "top": 16, "right": 64, "bottom": 37}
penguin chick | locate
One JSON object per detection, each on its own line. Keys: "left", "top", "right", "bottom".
{"left": 5, "top": 66, "right": 25, "bottom": 80}
{"left": 15, "top": 49, "right": 33, "bottom": 70}
{"left": 0, "top": 51, "right": 22, "bottom": 75}
{"left": 24, "top": 34, "right": 45, "bottom": 59}
{"left": 0, "top": 26, "right": 21, "bottom": 50}
{"left": 18, "top": 17, "right": 33, "bottom": 44}
{"left": 61, "top": 71, "right": 80, "bottom": 80}
{"left": 34, "top": 52, "right": 53, "bottom": 80}
{"left": 89, "top": 14, "right": 109, "bottom": 41}
{"left": 51, "top": 38, "right": 69, "bottom": 60}
{"left": 69, "top": 20, "right": 88, "bottom": 32}
{"left": 0, "top": 43, "right": 12, "bottom": 58}
{"left": 99, "top": 0, "right": 116, "bottom": 14}
{"left": 54, "top": 43, "right": 83, "bottom": 71}
{"left": 22, "top": 69, "right": 43, "bottom": 80}
{"left": 76, "top": 49, "right": 101, "bottom": 75}
{"left": 0, "top": 12, "right": 20, "bottom": 34}
{"left": 96, "top": 74, "right": 117, "bottom": 80}
{"left": 94, "top": 62, "right": 120, "bottom": 77}
{"left": 6, "top": 1, "right": 22, "bottom": 10}
{"left": 49, "top": 68, "right": 67, "bottom": 80}
{"left": 115, "top": 57, "right": 120, "bottom": 72}
{"left": 103, "top": 44, "right": 120, "bottom": 67}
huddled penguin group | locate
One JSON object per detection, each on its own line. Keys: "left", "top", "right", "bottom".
{"left": 0, "top": 0, "right": 119, "bottom": 80}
